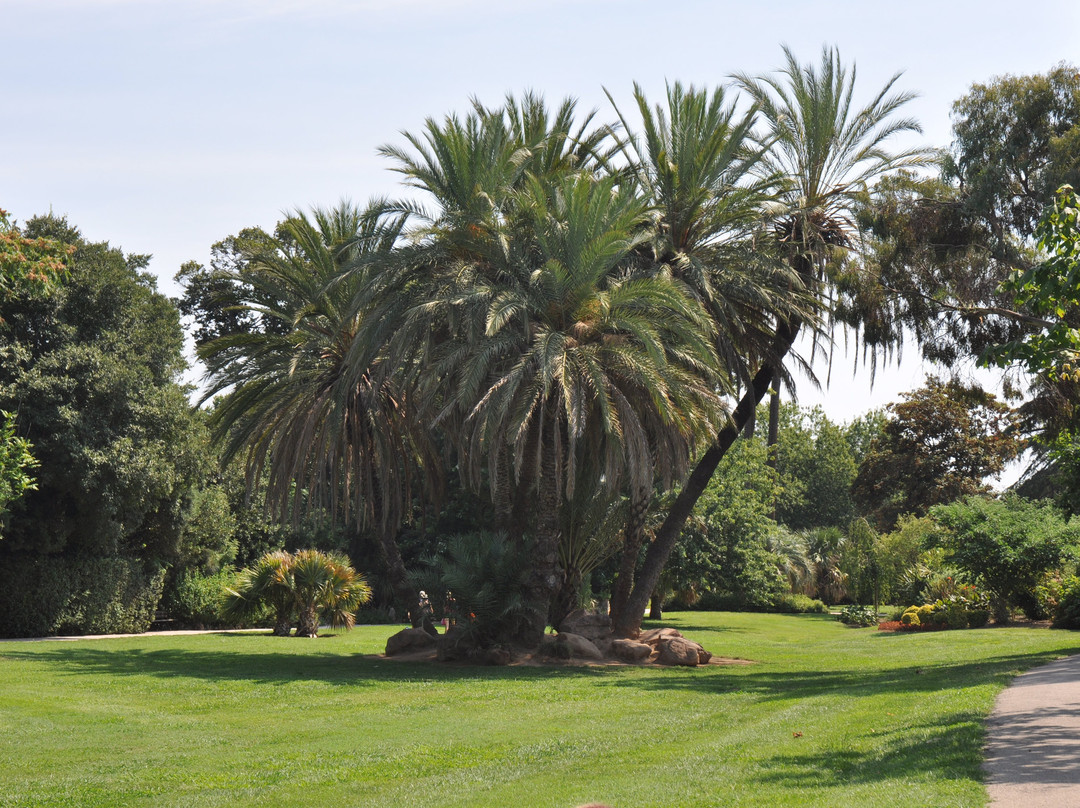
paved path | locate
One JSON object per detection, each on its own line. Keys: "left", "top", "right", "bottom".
{"left": 985, "top": 653, "right": 1080, "bottom": 806}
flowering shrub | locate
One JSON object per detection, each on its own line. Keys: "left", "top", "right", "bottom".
{"left": 883, "top": 588, "right": 993, "bottom": 631}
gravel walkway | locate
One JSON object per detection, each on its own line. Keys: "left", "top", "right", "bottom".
{"left": 985, "top": 653, "right": 1080, "bottom": 806}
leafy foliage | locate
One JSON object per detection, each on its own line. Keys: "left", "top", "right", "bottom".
{"left": 0, "top": 410, "right": 37, "bottom": 534}
{"left": 852, "top": 377, "right": 1022, "bottom": 529}
{"left": 931, "top": 495, "right": 1078, "bottom": 621}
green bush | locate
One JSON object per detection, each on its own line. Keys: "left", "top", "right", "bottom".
{"left": 162, "top": 568, "right": 238, "bottom": 629}
{"left": 967, "top": 609, "right": 992, "bottom": 628}
{"left": 901, "top": 610, "right": 920, "bottom": 627}
{"left": 772, "top": 594, "right": 828, "bottom": 614}
{"left": 1052, "top": 577, "right": 1080, "bottom": 630}
{"left": 837, "top": 604, "right": 878, "bottom": 627}
{"left": 0, "top": 555, "right": 165, "bottom": 637}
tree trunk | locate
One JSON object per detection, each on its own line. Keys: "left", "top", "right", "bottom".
{"left": 550, "top": 565, "right": 583, "bottom": 630}
{"left": 649, "top": 591, "right": 663, "bottom": 620}
{"left": 609, "top": 484, "right": 651, "bottom": 624}
{"left": 272, "top": 606, "right": 293, "bottom": 637}
{"left": 611, "top": 319, "right": 802, "bottom": 638}
{"left": 766, "top": 369, "right": 781, "bottom": 470}
{"left": 295, "top": 604, "right": 319, "bottom": 638}
{"left": 374, "top": 528, "right": 420, "bottom": 627}
{"left": 515, "top": 441, "right": 563, "bottom": 648}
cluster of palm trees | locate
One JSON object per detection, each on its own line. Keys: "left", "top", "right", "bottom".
{"left": 199, "top": 46, "right": 929, "bottom": 648}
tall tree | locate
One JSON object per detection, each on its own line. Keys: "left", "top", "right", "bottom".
{"left": 197, "top": 201, "right": 435, "bottom": 619}
{"left": 385, "top": 95, "right": 726, "bottom": 645}
{"left": 614, "top": 46, "right": 931, "bottom": 636}
{"left": 605, "top": 81, "right": 798, "bottom": 621}
{"left": 852, "top": 377, "right": 1022, "bottom": 530}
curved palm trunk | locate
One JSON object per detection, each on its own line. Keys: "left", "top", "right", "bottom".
{"left": 609, "top": 484, "right": 651, "bottom": 625}
{"left": 766, "top": 369, "right": 781, "bottom": 470}
{"left": 612, "top": 318, "right": 802, "bottom": 638}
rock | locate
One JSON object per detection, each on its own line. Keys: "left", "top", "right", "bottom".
{"left": 612, "top": 638, "right": 653, "bottom": 662}
{"left": 656, "top": 636, "right": 701, "bottom": 667}
{"left": 482, "top": 647, "right": 512, "bottom": 666}
{"left": 436, "top": 626, "right": 470, "bottom": 662}
{"left": 638, "top": 627, "right": 684, "bottom": 646}
{"left": 385, "top": 627, "right": 437, "bottom": 656}
{"left": 556, "top": 631, "right": 603, "bottom": 660}
{"left": 697, "top": 648, "right": 713, "bottom": 665}
{"left": 559, "top": 609, "right": 612, "bottom": 642}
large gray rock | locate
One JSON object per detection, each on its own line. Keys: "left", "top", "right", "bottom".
{"left": 555, "top": 631, "right": 604, "bottom": 660}
{"left": 559, "top": 609, "right": 612, "bottom": 642}
{"left": 612, "top": 638, "right": 653, "bottom": 662}
{"left": 656, "top": 636, "right": 701, "bottom": 667}
{"left": 385, "top": 627, "right": 437, "bottom": 656}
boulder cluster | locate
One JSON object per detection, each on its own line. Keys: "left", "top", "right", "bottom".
{"left": 383, "top": 608, "right": 714, "bottom": 667}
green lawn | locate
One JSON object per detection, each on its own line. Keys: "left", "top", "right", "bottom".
{"left": 1, "top": 613, "right": 1078, "bottom": 808}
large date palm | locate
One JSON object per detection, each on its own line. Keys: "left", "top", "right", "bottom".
{"left": 614, "top": 47, "right": 932, "bottom": 636}
{"left": 385, "top": 96, "right": 726, "bottom": 645}
{"left": 199, "top": 201, "right": 433, "bottom": 618}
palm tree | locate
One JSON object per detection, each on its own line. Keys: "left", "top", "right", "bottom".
{"left": 198, "top": 200, "right": 435, "bottom": 619}
{"left": 605, "top": 81, "right": 803, "bottom": 622}
{"left": 222, "top": 549, "right": 371, "bottom": 637}
{"left": 385, "top": 96, "right": 727, "bottom": 647}
{"left": 613, "top": 47, "right": 932, "bottom": 637}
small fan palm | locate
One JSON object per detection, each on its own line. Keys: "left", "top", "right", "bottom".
{"left": 222, "top": 549, "right": 371, "bottom": 637}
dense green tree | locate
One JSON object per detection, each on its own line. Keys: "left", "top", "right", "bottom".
{"left": 772, "top": 404, "right": 858, "bottom": 530}
{"left": 0, "top": 215, "right": 202, "bottom": 561}
{"left": 931, "top": 495, "right": 1078, "bottom": 621}
{"left": 0, "top": 215, "right": 211, "bottom": 636}
{"left": 945, "top": 65, "right": 1080, "bottom": 260}
{"left": 852, "top": 377, "right": 1022, "bottom": 530}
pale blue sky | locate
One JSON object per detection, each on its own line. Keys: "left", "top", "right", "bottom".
{"left": 3, "top": 0, "right": 1078, "bottom": 425}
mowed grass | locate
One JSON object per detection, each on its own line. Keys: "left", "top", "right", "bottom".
{"left": 2, "top": 613, "right": 1078, "bottom": 808}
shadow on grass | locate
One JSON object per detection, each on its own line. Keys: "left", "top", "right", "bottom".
{"left": 600, "top": 647, "right": 1080, "bottom": 700}
{"left": 754, "top": 714, "right": 986, "bottom": 790}
{"left": 0, "top": 642, "right": 616, "bottom": 687}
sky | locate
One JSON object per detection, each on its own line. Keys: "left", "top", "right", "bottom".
{"left": 3, "top": 0, "right": 1079, "bottom": 431}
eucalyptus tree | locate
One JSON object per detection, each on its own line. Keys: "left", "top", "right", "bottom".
{"left": 198, "top": 201, "right": 435, "bottom": 617}
{"left": 613, "top": 46, "right": 932, "bottom": 636}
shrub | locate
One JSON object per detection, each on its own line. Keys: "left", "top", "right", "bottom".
{"left": 837, "top": 604, "right": 877, "bottom": 627}
{"left": 901, "top": 611, "right": 920, "bottom": 627}
{"left": 967, "top": 609, "right": 992, "bottom": 628}
{"left": 162, "top": 568, "right": 239, "bottom": 629}
{"left": 773, "top": 594, "right": 828, "bottom": 614}
{"left": 0, "top": 555, "right": 165, "bottom": 637}
{"left": 1052, "top": 577, "right": 1080, "bottom": 629}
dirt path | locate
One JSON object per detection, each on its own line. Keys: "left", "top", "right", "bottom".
{"left": 985, "top": 653, "right": 1080, "bottom": 806}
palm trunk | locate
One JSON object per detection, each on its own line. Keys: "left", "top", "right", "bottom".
{"left": 516, "top": 440, "right": 563, "bottom": 648}
{"left": 609, "top": 484, "right": 651, "bottom": 625}
{"left": 611, "top": 318, "right": 802, "bottom": 638}
{"left": 766, "top": 369, "right": 781, "bottom": 470}
{"left": 550, "top": 565, "right": 583, "bottom": 630}
{"left": 296, "top": 604, "right": 319, "bottom": 638}
{"left": 272, "top": 604, "right": 293, "bottom": 637}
